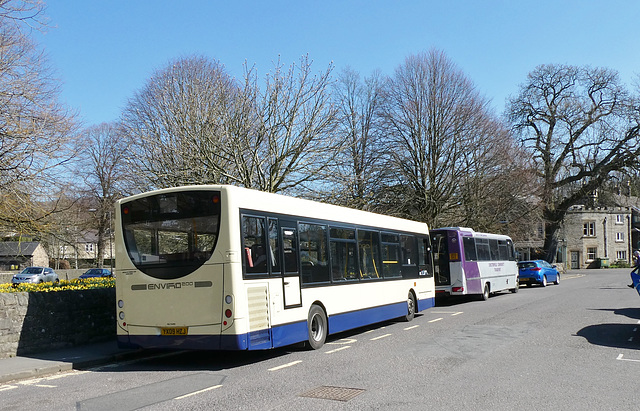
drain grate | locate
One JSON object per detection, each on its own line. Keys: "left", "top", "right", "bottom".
{"left": 300, "top": 386, "right": 365, "bottom": 402}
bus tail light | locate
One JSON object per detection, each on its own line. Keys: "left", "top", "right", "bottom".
{"left": 452, "top": 286, "right": 464, "bottom": 292}
{"left": 449, "top": 253, "right": 460, "bottom": 261}
{"left": 225, "top": 309, "right": 232, "bottom": 318}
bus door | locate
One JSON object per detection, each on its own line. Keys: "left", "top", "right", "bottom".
{"left": 431, "top": 232, "right": 451, "bottom": 285}
{"left": 281, "top": 226, "right": 302, "bottom": 308}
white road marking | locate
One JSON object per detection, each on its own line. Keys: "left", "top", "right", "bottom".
{"left": 0, "top": 385, "right": 18, "bottom": 392}
{"left": 451, "top": 312, "right": 464, "bottom": 316}
{"left": 325, "top": 346, "right": 351, "bottom": 354}
{"left": 403, "top": 325, "right": 419, "bottom": 330}
{"left": 370, "top": 334, "right": 392, "bottom": 341}
{"left": 268, "top": 360, "right": 302, "bottom": 371}
{"left": 174, "top": 384, "right": 222, "bottom": 399}
{"left": 617, "top": 354, "right": 640, "bottom": 363}
{"left": 19, "top": 370, "right": 89, "bottom": 386}
{"left": 326, "top": 338, "right": 357, "bottom": 345}
{"left": 428, "top": 318, "right": 443, "bottom": 323}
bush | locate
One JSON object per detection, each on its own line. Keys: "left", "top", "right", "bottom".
{"left": 611, "top": 260, "right": 631, "bottom": 268}
{"left": 0, "top": 277, "right": 115, "bottom": 293}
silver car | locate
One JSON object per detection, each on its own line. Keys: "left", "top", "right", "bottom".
{"left": 11, "top": 266, "right": 59, "bottom": 286}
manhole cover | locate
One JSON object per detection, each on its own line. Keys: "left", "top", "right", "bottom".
{"left": 300, "top": 386, "right": 365, "bottom": 402}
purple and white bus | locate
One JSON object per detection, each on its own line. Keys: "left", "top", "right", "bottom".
{"left": 431, "top": 227, "right": 518, "bottom": 300}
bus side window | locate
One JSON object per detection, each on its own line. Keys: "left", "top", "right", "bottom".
{"left": 299, "top": 223, "right": 330, "bottom": 284}
{"left": 329, "top": 227, "right": 358, "bottom": 281}
{"left": 268, "top": 218, "right": 281, "bottom": 274}
{"left": 243, "top": 215, "right": 268, "bottom": 275}
{"left": 400, "top": 235, "right": 419, "bottom": 278}
{"left": 463, "top": 237, "right": 477, "bottom": 261}
{"left": 358, "top": 229, "right": 381, "bottom": 279}
{"left": 507, "top": 239, "right": 516, "bottom": 261}
{"left": 381, "top": 233, "right": 401, "bottom": 278}
{"left": 489, "top": 239, "right": 499, "bottom": 260}
{"left": 418, "top": 237, "right": 433, "bottom": 277}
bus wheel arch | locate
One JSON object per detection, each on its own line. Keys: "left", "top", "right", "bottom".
{"left": 404, "top": 290, "right": 417, "bottom": 322}
{"left": 307, "top": 303, "right": 328, "bottom": 350}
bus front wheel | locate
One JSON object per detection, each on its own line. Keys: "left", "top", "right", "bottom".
{"left": 404, "top": 292, "right": 416, "bottom": 322}
{"left": 307, "top": 305, "right": 327, "bottom": 350}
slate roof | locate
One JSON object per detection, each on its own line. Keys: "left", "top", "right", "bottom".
{"left": 0, "top": 242, "right": 41, "bottom": 257}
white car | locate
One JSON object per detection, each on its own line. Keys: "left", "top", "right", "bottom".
{"left": 11, "top": 266, "right": 59, "bottom": 286}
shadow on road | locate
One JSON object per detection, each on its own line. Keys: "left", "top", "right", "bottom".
{"left": 576, "top": 323, "right": 640, "bottom": 350}
{"left": 589, "top": 307, "right": 640, "bottom": 321}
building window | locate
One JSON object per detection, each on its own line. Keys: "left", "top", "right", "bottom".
{"left": 583, "top": 222, "right": 596, "bottom": 237}
{"left": 616, "top": 214, "right": 624, "bottom": 224}
{"left": 617, "top": 250, "right": 627, "bottom": 260}
{"left": 616, "top": 232, "right": 624, "bottom": 242}
{"left": 85, "top": 243, "right": 94, "bottom": 253}
{"left": 586, "top": 247, "right": 597, "bottom": 261}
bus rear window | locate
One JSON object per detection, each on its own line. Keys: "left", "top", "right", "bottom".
{"left": 121, "top": 191, "right": 221, "bottom": 279}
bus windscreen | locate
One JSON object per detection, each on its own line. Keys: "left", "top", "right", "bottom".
{"left": 121, "top": 191, "right": 221, "bottom": 279}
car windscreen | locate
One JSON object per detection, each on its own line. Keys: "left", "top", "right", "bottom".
{"left": 121, "top": 190, "right": 221, "bottom": 280}
{"left": 21, "top": 267, "right": 43, "bottom": 274}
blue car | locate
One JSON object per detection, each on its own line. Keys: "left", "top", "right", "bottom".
{"left": 79, "top": 268, "right": 113, "bottom": 279}
{"left": 518, "top": 260, "right": 560, "bottom": 287}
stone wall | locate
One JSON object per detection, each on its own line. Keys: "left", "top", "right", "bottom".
{"left": 0, "top": 288, "right": 115, "bottom": 359}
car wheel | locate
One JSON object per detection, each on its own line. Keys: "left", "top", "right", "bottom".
{"left": 481, "top": 283, "right": 490, "bottom": 301}
{"left": 307, "top": 305, "right": 327, "bottom": 350}
{"left": 554, "top": 273, "right": 560, "bottom": 285}
{"left": 541, "top": 275, "right": 547, "bottom": 287}
{"left": 404, "top": 292, "right": 416, "bottom": 322}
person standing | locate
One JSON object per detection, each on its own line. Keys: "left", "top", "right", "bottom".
{"left": 628, "top": 250, "right": 640, "bottom": 288}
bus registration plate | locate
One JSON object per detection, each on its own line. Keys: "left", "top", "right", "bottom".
{"left": 161, "top": 327, "right": 188, "bottom": 336}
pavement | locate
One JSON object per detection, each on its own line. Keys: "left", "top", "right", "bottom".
{"left": 0, "top": 339, "right": 141, "bottom": 384}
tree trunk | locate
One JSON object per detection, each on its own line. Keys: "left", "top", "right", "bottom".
{"left": 542, "top": 211, "right": 563, "bottom": 263}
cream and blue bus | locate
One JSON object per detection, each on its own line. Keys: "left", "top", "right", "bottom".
{"left": 115, "top": 185, "right": 435, "bottom": 350}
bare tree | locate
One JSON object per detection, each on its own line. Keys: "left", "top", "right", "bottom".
{"left": 122, "top": 55, "right": 338, "bottom": 195}
{"left": 121, "top": 55, "right": 239, "bottom": 191}
{"left": 457, "top": 123, "right": 540, "bottom": 236}
{"left": 0, "top": 0, "right": 77, "bottom": 237}
{"left": 327, "top": 67, "right": 386, "bottom": 209}
{"left": 231, "top": 56, "right": 338, "bottom": 194}
{"left": 379, "top": 49, "right": 515, "bottom": 228}
{"left": 77, "top": 123, "right": 127, "bottom": 267}
{"left": 508, "top": 64, "right": 640, "bottom": 261}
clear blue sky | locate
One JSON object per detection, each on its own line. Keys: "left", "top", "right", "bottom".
{"left": 35, "top": 0, "right": 640, "bottom": 127}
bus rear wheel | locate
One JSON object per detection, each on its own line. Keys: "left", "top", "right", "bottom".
{"left": 481, "top": 283, "right": 490, "bottom": 301}
{"left": 404, "top": 292, "right": 416, "bottom": 322}
{"left": 307, "top": 305, "right": 327, "bottom": 350}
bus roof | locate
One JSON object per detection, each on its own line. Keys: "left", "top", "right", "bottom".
{"left": 118, "top": 184, "right": 429, "bottom": 234}
{"left": 431, "top": 227, "right": 512, "bottom": 240}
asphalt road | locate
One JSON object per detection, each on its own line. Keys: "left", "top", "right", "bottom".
{"left": 2, "top": 268, "right": 640, "bottom": 410}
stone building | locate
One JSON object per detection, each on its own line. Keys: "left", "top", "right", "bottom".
{"left": 0, "top": 242, "right": 49, "bottom": 270}
{"left": 559, "top": 206, "right": 633, "bottom": 269}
